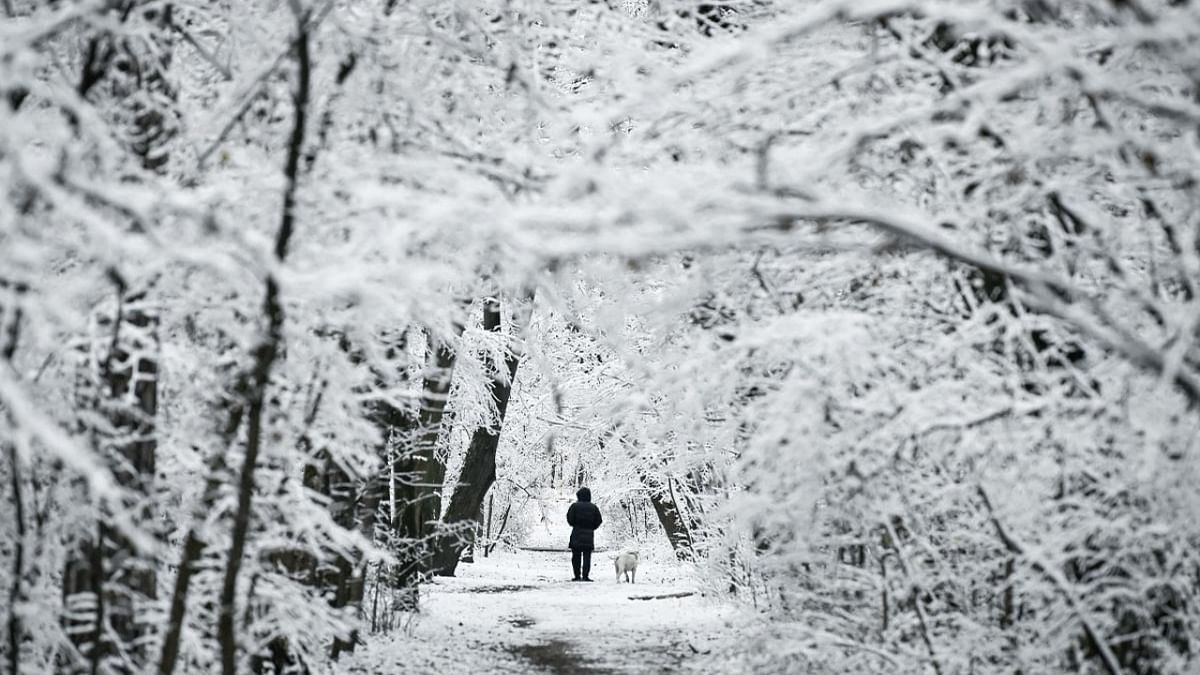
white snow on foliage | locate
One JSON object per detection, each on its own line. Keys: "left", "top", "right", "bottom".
{"left": 4, "top": 0, "right": 1200, "bottom": 673}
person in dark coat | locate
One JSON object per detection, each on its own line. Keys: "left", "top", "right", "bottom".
{"left": 566, "top": 487, "right": 602, "bottom": 581}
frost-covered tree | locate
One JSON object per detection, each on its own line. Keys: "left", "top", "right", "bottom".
{"left": 4, "top": 0, "right": 1200, "bottom": 673}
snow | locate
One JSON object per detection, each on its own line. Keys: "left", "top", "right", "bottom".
{"left": 512, "top": 492, "right": 618, "bottom": 553}
{"left": 5, "top": 1, "right": 1200, "bottom": 673}
{"left": 344, "top": 549, "right": 745, "bottom": 674}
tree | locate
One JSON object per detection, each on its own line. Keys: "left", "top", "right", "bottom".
{"left": 430, "top": 294, "right": 534, "bottom": 576}
{"left": 61, "top": 284, "right": 160, "bottom": 674}
{"left": 5, "top": 0, "right": 1200, "bottom": 673}
{"left": 2, "top": 279, "right": 27, "bottom": 675}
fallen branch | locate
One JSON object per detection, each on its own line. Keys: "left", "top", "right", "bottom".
{"left": 627, "top": 591, "right": 695, "bottom": 601}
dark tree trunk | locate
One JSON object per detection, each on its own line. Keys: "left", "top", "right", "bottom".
{"left": 386, "top": 312, "right": 469, "bottom": 596}
{"left": 1001, "top": 557, "right": 1015, "bottom": 628}
{"left": 73, "top": 1, "right": 177, "bottom": 171}
{"left": 215, "top": 11, "right": 309, "bottom": 672}
{"left": 216, "top": 279, "right": 286, "bottom": 675}
{"left": 157, "top": 529, "right": 204, "bottom": 675}
{"left": 3, "top": 280, "right": 26, "bottom": 675}
{"left": 395, "top": 318, "right": 466, "bottom": 543}
{"left": 59, "top": 7, "right": 174, "bottom": 669}
{"left": 6, "top": 441, "right": 25, "bottom": 675}
{"left": 485, "top": 500, "right": 513, "bottom": 556}
{"left": 429, "top": 295, "right": 533, "bottom": 576}
{"left": 880, "top": 554, "right": 890, "bottom": 632}
{"left": 350, "top": 328, "right": 413, "bottom": 554}
{"left": 641, "top": 473, "right": 695, "bottom": 561}
{"left": 354, "top": 332, "right": 418, "bottom": 603}
{"left": 62, "top": 287, "right": 160, "bottom": 674}
{"left": 321, "top": 448, "right": 366, "bottom": 661}
{"left": 157, "top": 387, "right": 245, "bottom": 675}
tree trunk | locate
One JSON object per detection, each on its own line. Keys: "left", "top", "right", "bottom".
{"left": 3, "top": 281, "right": 26, "bottom": 675}
{"left": 641, "top": 473, "right": 695, "bottom": 561}
{"left": 483, "top": 493, "right": 494, "bottom": 557}
{"left": 215, "top": 11, "right": 308, "bottom": 672}
{"left": 391, "top": 314, "right": 467, "bottom": 577}
{"left": 216, "top": 280, "right": 286, "bottom": 675}
{"left": 73, "top": 1, "right": 178, "bottom": 172}
{"left": 486, "top": 500, "right": 513, "bottom": 556}
{"left": 63, "top": 287, "right": 160, "bottom": 674}
{"left": 322, "top": 445, "right": 367, "bottom": 661}
{"left": 61, "top": 4, "right": 174, "bottom": 667}
{"left": 429, "top": 294, "right": 533, "bottom": 576}
{"left": 157, "top": 384, "right": 245, "bottom": 675}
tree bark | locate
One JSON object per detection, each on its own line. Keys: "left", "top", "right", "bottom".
{"left": 157, "top": 394, "right": 244, "bottom": 675}
{"left": 216, "top": 280, "right": 286, "bottom": 675}
{"left": 640, "top": 473, "right": 695, "bottom": 561}
{"left": 429, "top": 294, "right": 533, "bottom": 576}
{"left": 2, "top": 282, "right": 25, "bottom": 675}
{"left": 394, "top": 317, "right": 467, "bottom": 544}
{"left": 62, "top": 284, "right": 159, "bottom": 675}
{"left": 59, "top": 3, "right": 174, "bottom": 665}
{"left": 485, "top": 499, "right": 513, "bottom": 556}
{"left": 215, "top": 9, "right": 309, "bottom": 672}
{"left": 386, "top": 313, "right": 470, "bottom": 593}
{"left": 6, "top": 441, "right": 25, "bottom": 675}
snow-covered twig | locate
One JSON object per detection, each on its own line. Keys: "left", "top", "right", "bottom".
{"left": 976, "top": 484, "right": 1124, "bottom": 675}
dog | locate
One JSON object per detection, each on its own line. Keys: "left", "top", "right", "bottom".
{"left": 614, "top": 550, "right": 640, "bottom": 583}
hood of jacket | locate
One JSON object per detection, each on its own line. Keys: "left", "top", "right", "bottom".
{"left": 576, "top": 487, "right": 591, "bottom": 502}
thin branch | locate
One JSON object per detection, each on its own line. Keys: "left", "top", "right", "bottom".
{"left": 882, "top": 518, "right": 943, "bottom": 675}
{"left": 0, "top": 365, "right": 117, "bottom": 499}
{"left": 193, "top": 0, "right": 334, "bottom": 172}
{"left": 168, "top": 18, "right": 232, "bottom": 80}
{"left": 749, "top": 248, "right": 787, "bottom": 313}
{"left": 762, "top": 200, "right": 1200, "bottom": 407}
{"left": 976, "top": 485, "right": 1124, "bottom": 675}
{"left": 216, "top": 2, "right": 310, "bottom": 670}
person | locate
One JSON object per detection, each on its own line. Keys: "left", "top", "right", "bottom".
{"left": 566, "top": 487, "right": 602, "bottom": 581}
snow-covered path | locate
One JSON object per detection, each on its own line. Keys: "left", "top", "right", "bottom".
{"left": 345, "top": 550, "right": 740, "bottom": 674}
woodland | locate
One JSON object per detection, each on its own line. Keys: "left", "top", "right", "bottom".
{"left": 2, "top": 0, "right": 1200, "bottom": 673}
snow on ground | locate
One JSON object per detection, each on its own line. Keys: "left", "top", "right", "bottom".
{"left": 343, "top": 549, "right": 748, "bottom": 674}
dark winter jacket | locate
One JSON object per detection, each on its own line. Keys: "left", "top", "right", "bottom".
{"left": 566, "top": 487, "right": 602, "bottom": 551}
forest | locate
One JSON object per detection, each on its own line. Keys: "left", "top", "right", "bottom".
{"left": 2, "top": 0, "right": 1200, "bottom": 673}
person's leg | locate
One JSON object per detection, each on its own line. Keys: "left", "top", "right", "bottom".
{"left": 571, "top": 549, "right": 581, "bottom": 580}
{"left": 581, "top": 550, "right": 592, "bottom": 580}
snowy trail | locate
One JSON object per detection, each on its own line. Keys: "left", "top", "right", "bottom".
{"left": 346, "top": 550, "right": 739, "bottom": 674}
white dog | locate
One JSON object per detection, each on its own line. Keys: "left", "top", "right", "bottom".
{"left": 614, "top": 550, "right": 640, "bottom": 583}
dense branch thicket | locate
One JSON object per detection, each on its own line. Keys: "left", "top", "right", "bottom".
{"left": 3, "top": 0, "right": 1200, "bottom": 673}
